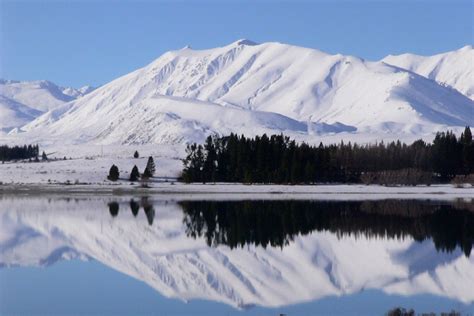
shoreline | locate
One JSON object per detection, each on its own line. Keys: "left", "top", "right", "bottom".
{"left": 1, "top": 183, "right": 473, "bottom": 200}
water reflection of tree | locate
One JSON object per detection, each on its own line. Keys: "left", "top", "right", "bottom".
{"left": 179, "top": 200, "right": 474, "bottom": 256}
{"left": 143, "top": 203, "right": 155, "bottom": 225}
{"left": 108, "top": 202, "right": 119, "bottom": 217}
{"left": 106, "top": 198, "right": 154, "bottom": 225}
{"left": 130, "top": 199, "right": 140, "bottom": 217}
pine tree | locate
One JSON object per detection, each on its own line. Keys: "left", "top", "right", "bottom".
{"left": 203, "top": 136, "right": 217, "bottom": 183}
{"left": 142, "top": 167, "right": 152, "bottom": 179}
{"left": 42, "top": 151, "right": 48, "bottom": 161}
{"left": 179, "top": 129, "right": 469, "bottom": 184}
{"left": 461, "top": 126, "right": 473, "bottom": 174}
{"left": 461, "top": 126, "right": 472, "bottom": 144}
{"left": 108, "top": 164, "right": 120, "bottom": 181}
{"left": 144, "top": 156, "right": 156, "bottom": 177}
{"left": 130, "top": 165, "right": 140, "bottom": 181}
{"left": 133, "top": 150, "right": 139, "bottom": 159}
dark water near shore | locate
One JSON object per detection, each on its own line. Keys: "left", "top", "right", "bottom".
{"left": 1, "top": 197, "right": 473, "bottom": 315}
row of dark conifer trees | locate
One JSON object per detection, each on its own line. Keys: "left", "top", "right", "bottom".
{"left": 181, "top": 127, "right": 473, "bottom": 184}
{"left": 0, "top": 144, "right": 40, "bottom": 161}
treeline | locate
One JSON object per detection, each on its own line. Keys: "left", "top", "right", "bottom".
{"left": 181, "top": 127, "right": 473, "bottom": 184}
{"left": 180, "top": 200, "right": 474, "bottom": 256}
{"left": 0, "top": 144, "right": 39, "bottom": 161}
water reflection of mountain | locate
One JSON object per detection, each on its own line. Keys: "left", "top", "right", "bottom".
{"left": 179, "top": 200, "right": 474, "bottom": 256}
{"left": 1, "top": 197, "right": 473, "bottom": 308}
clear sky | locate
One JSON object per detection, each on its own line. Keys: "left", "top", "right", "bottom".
{"left": 1, "top": 0, "right": 472, "bottom": 88}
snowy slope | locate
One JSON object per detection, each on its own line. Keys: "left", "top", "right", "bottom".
{"left": 1, "top": 79, "right": 75, "bottom": 112}
{"left": 22, "top": 95, "right": 310, "bottom": 145}
{"left": 0, "top": 79, "right": 95, "bottom": 131}
{"left": 383, "top": 45, "right": 474, "bottom": 100}
{"left": 16, "top": 40, "right": 473, "bottom": 145}
{"left": 0, "top": 95, "right": 42, "bottom": 132}
{"left": 1, "top": 198, "right": 473, "bottom": 308}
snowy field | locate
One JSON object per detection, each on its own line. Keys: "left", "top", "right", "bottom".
{"left": 0, "top": 144, "right": 184, "bottom": 185}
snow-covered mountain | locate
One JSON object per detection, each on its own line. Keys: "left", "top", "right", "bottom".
{"left": 383, "top": 45, "right": 474, "bottom": 100}
{"left": 0, "top": 79, "right": 95, "bottom": 131}
{"left": 1, "top": 198, "right": 472, "bottom": 308}
{"left": 61, "top": 85, "right": 95, "bottom": 98}
{"left": 0, "top": 95, "right": 42, "bottom": 132}
{"left": 5, "top": 41, "right": 474, "bottom": 144}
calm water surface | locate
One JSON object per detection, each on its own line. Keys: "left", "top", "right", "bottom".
{"left": 0, "top": 197, "right": 473, "bottom": 315}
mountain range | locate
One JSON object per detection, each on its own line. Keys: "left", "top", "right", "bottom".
{"left": 0, "top": 79, "right": 94, "bottom": 132}
{"left": 1, "top": 40, "right": 472, "bottom": 144}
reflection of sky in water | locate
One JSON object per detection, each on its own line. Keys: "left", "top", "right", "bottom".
{"left": 1, "top": 261, "right": 471, "bottom": 316}
{"left": 0, "top": 197, "right": 473, "bottom": 315}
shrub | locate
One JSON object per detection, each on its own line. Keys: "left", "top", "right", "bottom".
{"left": 451, "top": 174, "right": 474, "bottom": 186}
{"left": 360, "top": 169, "right": 433, "bottom": 186}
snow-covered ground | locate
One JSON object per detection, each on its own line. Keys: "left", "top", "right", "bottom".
{"left": 0, "top": 144, "right": 183, "bottom": 185}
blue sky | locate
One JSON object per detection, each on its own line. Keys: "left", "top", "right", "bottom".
{"left": 1, "top": 0, "right": 472, "bottom": 87}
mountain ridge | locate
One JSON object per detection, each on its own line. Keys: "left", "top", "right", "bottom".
{"left": 0, "top": 79, "right": 95, "bottom": 131}
{"left": 2, "top": 41, "right": 473, "bottom": 144}
{"left": 382, "top": 45, "right": 474, "bottom": 100}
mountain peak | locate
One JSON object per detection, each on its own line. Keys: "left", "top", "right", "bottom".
{"left": 459, "top": 44, "right": 472, "bottom": 52}
{"left": 232, "top": 39, "right": 258, "bottom": 47}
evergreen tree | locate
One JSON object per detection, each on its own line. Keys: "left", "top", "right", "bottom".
{"left": 0, "top": 144, "right": 40, "bottom": 161}
{"left": 144, "top": 156, "right": 156, "bottom": 177}
{"left": 142, "top": 167, "right": 152, "bottom": 180}
{"left": 180, "top": 129, "right": 469, "bottom": 184}
{"left": 203, "top": 135, "right": 217, "bottom": 183}
{"left": 107, "top": 164, "right": 120, "bottom": 181}
{"left": 461, "top": 126, "right": 472, "bottom": 144}
{"left": 460, "top": 126, "right": 473, "bottom": 174}
{"left": 134, "top": 150, "right": 139, "bottom": 159}
{"left": 42, "top": 151, "right": 48, "bottom": 161}
{"left": 130, "top": 165, "right": 140, "bottom": 181}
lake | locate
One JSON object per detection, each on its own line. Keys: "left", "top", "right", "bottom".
{"left": 1, "top": 196, "right": 473, "bottom": 315}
